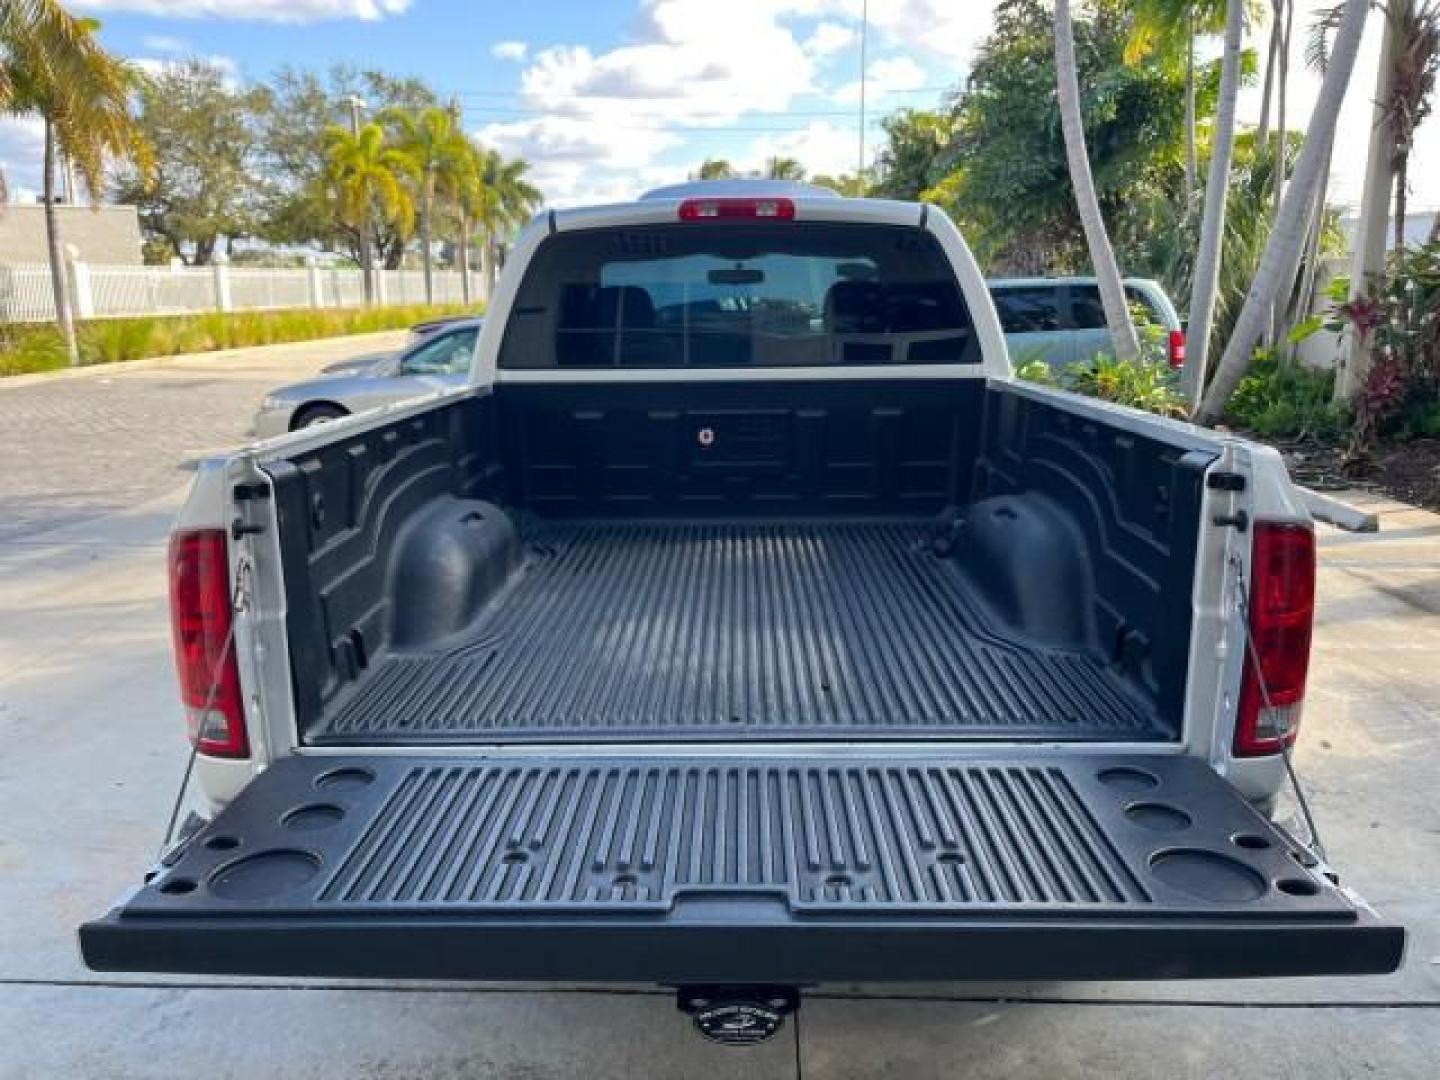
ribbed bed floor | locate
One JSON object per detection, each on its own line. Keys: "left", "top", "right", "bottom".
{"left": 309, "top": 519, "right": 1164, "bottom": 744}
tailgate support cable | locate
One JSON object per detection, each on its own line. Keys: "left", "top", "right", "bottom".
{"left": 1231, "top": 563, "right": 1328, "bottom": 864}
{"left": 157, "top": 557, "right": 252, "bottom": 860}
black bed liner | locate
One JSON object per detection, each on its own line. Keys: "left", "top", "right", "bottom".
{"left": 81, "top": 752, "right": 1403, "bottom": 981}
{"left": 308, "top": 519, "right": 1163, "bottom": 745}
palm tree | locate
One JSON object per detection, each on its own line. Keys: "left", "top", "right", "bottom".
{"left": 1378, "top": 1, "right": 1440, "bottom": 251}
{"left": 475, "top": 147, "right": 541, "bottom": 298}
{"left": 1054, "top": 0, "right": 1140, "bottom": 363}
{"left": 1126, "top": 0, "right": 1228, "bottom": 206}
{"left": 696, "top": 158, "right": 736, "bottom": 180}
{"left": 382, "top": 104, "right": 470, "bottom": 303}
{"left": 2, "top": 1, "right": 147, "bottom": 366}
{"left": 765, "top": 156, "right": 806, "bottom": 181}
{"left": 1197, "top": 0, "right": 1371, "bottom": 423}
{"left": 447, "top": 139, "right": 490, "bottom": 306}
{"left": 323, "top": 122, "right": 416, "bottom": 305}
{"left": 1181, "top": 0, "right": 1247, "bottom": 410}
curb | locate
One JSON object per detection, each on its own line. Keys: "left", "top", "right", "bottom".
{"left": 0, "top": 330, "right": 410, "bottom": 392}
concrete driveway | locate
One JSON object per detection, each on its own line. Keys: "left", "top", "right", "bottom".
{"left": 0, "top": 337, "right": 1436, "bottom": 1078}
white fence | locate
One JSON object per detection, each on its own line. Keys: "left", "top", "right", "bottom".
{"left": 0, "top": 257, "right": 475, "bottom": 324}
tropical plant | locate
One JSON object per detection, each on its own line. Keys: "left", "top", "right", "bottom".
{"left": 474, "top": 147, "right": 542, "bottom": 297}
{"left": 1054, "top": 0, "right": 1140, "bottom": 363}
{"left": 696, "top": 158, "right": 736, "bottom": 180}
{"left": 112, "top": 59, "right": 271, "bottom": 266}
{"left": 1016, "top": 353, "right": 1187, "bottom": 417}
{"left": 1224, "top": 349, "right": 1347, "bottom": 438}
{"left": 381, "top": 104, "right": 471, "bottom": 303}
{"left": 869, "top": 107, "right": 958, "bottom": 200}
{"left": 1182, "top": 0, "right": 1247, "bottom": 408}
{"left": 1197, "top": 0, "right": 1371, "bottom": 423}
{"left": 1067, "top": 355, "right": 1190, "bottom": 416}
{"left": 1, "top": 0, "right": 148, "bottom": 365}
{"left": 811, "top": 171, "right": 869, "bottom": 196}
{"left": 1125, "top": 0, "right": 1229, "bottom": 205}
{"left": 261, "top": 66, "right": 439, "bottom": 269}
{"left": 322, "top": 121, "right": 417, "bottom": 304}
{"left": 1378, "top": 0, "right": 1440, "bottom": 251}
{"left": 1303, "top": 242, "right": 1440, "bottom": 453}
{"left": 925, "top": 0, "right": 1197, "bottom": 275}
{"left": 764, "top": 156, "right": 806, "bottom": 181}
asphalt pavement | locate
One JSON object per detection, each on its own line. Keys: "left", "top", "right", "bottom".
{"left": 0, "top": 336, "right": 1435, "bottom": 1078}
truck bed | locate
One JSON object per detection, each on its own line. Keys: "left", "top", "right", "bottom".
{"left": 308, "top": 517, "right": 1163, "bottom": 745}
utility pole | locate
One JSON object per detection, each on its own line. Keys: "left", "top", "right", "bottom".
{"left": 1334, "top": 1, "right": 1404, "bottom": 402}
{"left": 343, "top": 94, "right": 374, "bottom": 306}
{"left": 857, "top": 0, "right": 868, "bottom": 179}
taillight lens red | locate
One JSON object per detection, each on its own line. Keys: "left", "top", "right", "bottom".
{"left": 1167, "top": 329, "right": 1186, "bottom": 369}
{"left": 677, "top": 197, "right": 795, "bottom": 221}
{"left": 1235, "top": 523, "right": 1315, "bottom": 756}
{"left": 169, "top": 529, "right": 248, "bottom": 758}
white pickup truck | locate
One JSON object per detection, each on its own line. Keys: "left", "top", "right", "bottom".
{"left": 82, "top": 181, "right": 1401, "bottom": 1042}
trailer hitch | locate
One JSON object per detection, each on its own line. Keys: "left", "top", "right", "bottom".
{"left": 677, "top": 985, "right": 799, "bottom": 1046}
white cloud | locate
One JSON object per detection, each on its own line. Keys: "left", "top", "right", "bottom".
{"left": 743, "top": 120, "right": 859, "bottom": 178}
{"left": 861, "top": 0, "right": 1002, "bottom": 67}
{"left": 491, "top": 40, "right": 529, "bottom": 62}
{"left": 804, "top": 21, "right": 856, "bottom": 57}
{"left": 833, "top": 55, "right": 926, "bottom": 104}
{"left": 0, "top": 116, "right": 46, "bottom": 200}
{"left": 141, "top": 35, "right": 190, "bottom": 54}
{"left": 70, "top": 0, "right": 410, "bottom": 22}
{"left": 479, "top": 0, "right": 834, "bottom": 206}
{"left": 132, "top": 54, "right": 242, "bottom": 87}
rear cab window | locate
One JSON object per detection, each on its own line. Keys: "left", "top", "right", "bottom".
{"left": 991, "top": 286, "right": 1063, "bottom": 333}
{"left": 1070, "top": 283, "right": 1171, "bottom": 329}
{"left": 499, "top": 223, "right": 977, "bottom": 369}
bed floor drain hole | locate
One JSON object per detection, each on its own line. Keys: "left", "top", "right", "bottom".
{"left": 204, "top": 835, "right": 240, "bottom": 851}
{"left": 159, "top": 877, "right": 196, "bottom": 896}
{"left": 613, "top": 873, "right": 637, "bottom": 887}
{"left": 503, "top": 850, "right": 528, "bottom": 865}
{"left": 824, "top": 874, "right": 852, "bottom": 888}
{"left": 936, "top": 850, "right": 965, "bottom": 865}
{"left": 1276, "top": 877, "right": 1320, "bottom": 897}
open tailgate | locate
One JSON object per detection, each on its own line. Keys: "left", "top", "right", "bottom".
{"left": 82, "top": 753, "right": 1403, "bottom": 982}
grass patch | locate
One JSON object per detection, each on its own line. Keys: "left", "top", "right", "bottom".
{"left": 0, "top": 303, "right": 476, "bottom": 377}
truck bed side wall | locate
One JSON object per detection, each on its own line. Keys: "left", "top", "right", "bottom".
{"left": 973, "top": 384, "right": 1215, "bottom": 734}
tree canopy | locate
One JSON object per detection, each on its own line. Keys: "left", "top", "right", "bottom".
{"left": 113, "top": 59, "right": 269, "bottom": 265}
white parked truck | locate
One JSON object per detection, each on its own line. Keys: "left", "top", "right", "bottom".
{"left": 82, "top": 181, "right": 1402, "bottom": 1042}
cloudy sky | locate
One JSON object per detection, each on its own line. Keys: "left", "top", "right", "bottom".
{"left": 1, "top": 0, "right": 1435, "bottom": 215}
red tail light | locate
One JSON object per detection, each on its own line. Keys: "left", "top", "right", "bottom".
{"left": 1167, "top": 329, "right": 1186, "bottom": 369}
{"left": 1235, "top": 523, "right": 1315, "bottom": 756}
{"left": 169, "top": 529, "right": 248, "bottom": 758}
{"left": 678, "top": 197, "right": 795, "bottom": 221}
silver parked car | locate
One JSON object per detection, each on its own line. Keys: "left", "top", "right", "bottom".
{"left": 252, "top": 318, "right": 481, "bottom": 438}
{"left": 988, "top": 277, "right": 1184, "bottom": 370}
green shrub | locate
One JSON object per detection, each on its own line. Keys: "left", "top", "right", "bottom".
{"left": 0, "top": 302, "right": 475, "bottom": 376}
{"left": 1059, "top": 355, "right": 1189, "bottom": 419}
{"left": 1014, "top": 358, "right": 1056, "bottom": 385}
{"left": 1225, "top": 352, "right": 1348, "bottom": 440}
{"left": 0, "top": 324, "right": 68, "bottom": 376}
